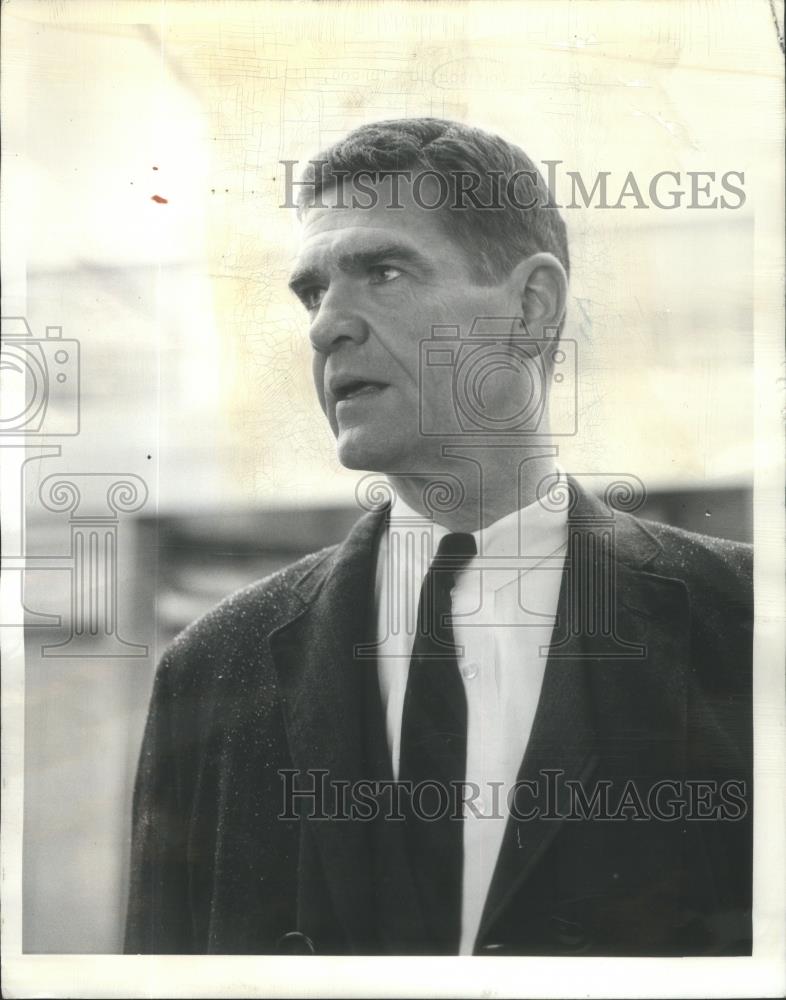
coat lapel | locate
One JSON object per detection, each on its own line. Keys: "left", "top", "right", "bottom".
{"left": 268, "top": 507, "right": 426, "bottom": 952}
{"left": 474, "top": 562, "right": 598, "bottom": 947}
{"left": 475, "top": 480, "right": 691, "bottom": 950}
{"left": 268, "top": 511, "right": 382, "bottom": 948}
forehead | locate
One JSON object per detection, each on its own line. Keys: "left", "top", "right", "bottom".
{"left": 295, "top": 177, "right": 470, "bottom": 269}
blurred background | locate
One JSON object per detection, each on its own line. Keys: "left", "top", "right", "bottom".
{"left": 3, "top": 0, "right": 780, "bottom": 954}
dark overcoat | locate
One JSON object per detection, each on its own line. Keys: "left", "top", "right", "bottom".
{"left": 125, "top": 480, "right": 753, "bottom": 956}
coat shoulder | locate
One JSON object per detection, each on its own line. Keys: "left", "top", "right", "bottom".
{"left": 634, "top": 516, "right": 753, "bottom": 623}
{"left": 640, "top": 516, "right": 752, "bottom": 585}
{"left": 157, "top": 544, "right": 338, "bottom": 689}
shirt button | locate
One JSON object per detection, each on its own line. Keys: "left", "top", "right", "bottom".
{"left": 461, "top": 661, "right": 479, "bottom": 680}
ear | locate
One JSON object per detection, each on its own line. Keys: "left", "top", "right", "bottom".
{"left": 506, "top": 252, "right": 568, "bottom": 338}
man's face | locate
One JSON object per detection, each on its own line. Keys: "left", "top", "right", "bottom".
{"left": 289, "top": 179, "right": 518, "bottom": 472}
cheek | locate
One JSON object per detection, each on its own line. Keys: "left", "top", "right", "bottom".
{"left": 382, "top": 292, "right": 453, "bottom": 382}
{"left": 311, "top": 351, "right": 333, "bottom": 426}
{"left": 311, "top": 352, "right": 328, "bottom": 412}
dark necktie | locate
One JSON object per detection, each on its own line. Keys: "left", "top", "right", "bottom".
{"left": 398, "top": 531, "right": 477, "bottom": 954}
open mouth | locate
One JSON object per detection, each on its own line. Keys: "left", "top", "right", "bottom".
{"left": 332, "top": 379, "right": 387, "bottom": 402}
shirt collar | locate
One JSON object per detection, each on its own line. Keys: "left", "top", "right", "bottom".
{"left": 386, "top": 466, "right": 568, "bottom": 585}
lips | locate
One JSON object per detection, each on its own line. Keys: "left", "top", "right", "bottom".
{"left": 329, "top": 375, "right": 388, "bottom": 402}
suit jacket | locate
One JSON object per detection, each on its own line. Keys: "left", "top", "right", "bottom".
{"left": 125, "top": 480, "right": 753, "bottom": 956}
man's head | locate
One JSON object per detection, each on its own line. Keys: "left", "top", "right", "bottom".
{"left": 287, "top": 117, "right": 570, "bottom": 473}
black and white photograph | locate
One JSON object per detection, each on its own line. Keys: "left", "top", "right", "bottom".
{"left": 2, "top": 1, "right": 784, "bottom": 997}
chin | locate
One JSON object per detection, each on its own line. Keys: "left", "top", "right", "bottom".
{"left": 335, "top": 429, "right": 408, "bottom": 473}
{"left": 336, "top": 441, "right": 391, "bottom": 472}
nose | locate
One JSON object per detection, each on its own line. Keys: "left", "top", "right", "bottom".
{"left": 308, "top": 283, "right": 369, "bottom": 354}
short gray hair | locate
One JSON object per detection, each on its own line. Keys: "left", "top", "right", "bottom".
{"left": 296, "top": 117, "right": 569, "bottom": 285}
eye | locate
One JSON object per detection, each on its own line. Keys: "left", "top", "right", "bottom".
{"left": 368, "top": 265, "right": 402, "bottom": 284}
{"left": 300, "top": 286, "right": 325, "bottom": 311}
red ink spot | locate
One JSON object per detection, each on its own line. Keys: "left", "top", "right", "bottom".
{"left": 151, "top": 194, "right": 168, "bottom": 204}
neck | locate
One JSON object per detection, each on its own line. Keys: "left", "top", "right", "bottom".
{"left": 386, "top": 449, "right": 558, "bottom": 533}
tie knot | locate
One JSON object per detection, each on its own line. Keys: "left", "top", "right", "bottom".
{"left": 433, "top": 532, "right": 477, "bottom": 577}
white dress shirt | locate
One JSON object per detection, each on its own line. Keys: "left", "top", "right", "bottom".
{"left": 374, "top": 472, "right": 568, "bottom": 954}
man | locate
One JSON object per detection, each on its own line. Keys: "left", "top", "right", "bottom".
{"left": 125, "top": 118, "right": 753, "bottom": 957}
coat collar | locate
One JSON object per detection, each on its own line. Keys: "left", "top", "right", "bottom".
{"left": 285, "top": 476, "right": 665, "bottom": 608}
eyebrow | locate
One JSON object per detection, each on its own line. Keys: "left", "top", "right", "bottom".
{"left": 287, "top": 241, "right": 437, "bottom": 294}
